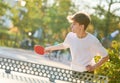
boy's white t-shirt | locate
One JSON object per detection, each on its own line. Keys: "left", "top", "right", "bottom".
{"left": 63, "top": 32, "right": 108, "bottom": 72}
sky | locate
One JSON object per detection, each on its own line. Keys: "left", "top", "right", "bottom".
{"left": 48, "top": 0, "right": 120, "bottom": 16}
{"left": 72, "top": 0, "right": 120, "bottom": 16}
{"left": 7, "top": 0, "right": 120, "bottom": 16}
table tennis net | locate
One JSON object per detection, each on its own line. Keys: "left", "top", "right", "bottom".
{"left": 0, "top": 57, "right": 108, "bottom": 83}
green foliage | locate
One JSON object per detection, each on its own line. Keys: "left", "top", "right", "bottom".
{"left": 11, "top": 0, "right": 43, "bottom": 30}
{"left": 1, "top": 0, "right": 120, "bottom": 48}
{"left": 0, "top": 29, "right": 9, "bottom": 39}
{"left": 95, "top": 40, "right": 120, "bottom": 83}
{"left": 10, "top": 0, "right": 73, "bottom": 44}
{"left": 92, "top": 0, "right": 120, "bottom": 37}
{"left": 0, "top": 2, "right": 10, "bottom": 16}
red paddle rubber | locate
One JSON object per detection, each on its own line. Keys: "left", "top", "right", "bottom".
{"left": 34, "top": 45, "right": 45, "bottom": 55}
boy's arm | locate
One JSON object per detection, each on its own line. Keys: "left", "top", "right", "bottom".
{"left": 86, "top": 55, "right": 109, "bottom": 72}
{"left": 45, "top": 43, "right": 66, "bottom": 53}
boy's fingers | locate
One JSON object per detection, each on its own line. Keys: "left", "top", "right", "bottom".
{"left": 86, "top": 65, "right": 93, "bottom": 72}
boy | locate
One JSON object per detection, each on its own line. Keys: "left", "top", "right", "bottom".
{"left": 45, "top": 11, "right": 109, "bottom": 72}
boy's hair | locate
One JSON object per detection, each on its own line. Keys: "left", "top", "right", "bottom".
{"left": 67, "top": 11, "right": 91, "bottom": 30}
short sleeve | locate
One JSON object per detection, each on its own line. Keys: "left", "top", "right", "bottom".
{"left": 62, "top": 32, "right": 72, "bottom": 49}
{"left": 91, "top": 38, "right": 108, "bottom": 57}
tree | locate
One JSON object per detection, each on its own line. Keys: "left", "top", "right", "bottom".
{"left": 11, "top": 0, "right": 43, "bottom": 39}
{"left": 41, "top": 0, "right": 73, "bottom": 43}
{"left": 92, "top": 0, "right": 120, "bottom": 37}
{"left": 10, "top": 0, "right": 75, "bottom": 45}
{"left": 0, "top": 1, "right": 10, "bottom": 16}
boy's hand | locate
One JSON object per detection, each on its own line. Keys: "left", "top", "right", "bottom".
{"left": 86, "top": 65, "right": 96, "bottom": 72}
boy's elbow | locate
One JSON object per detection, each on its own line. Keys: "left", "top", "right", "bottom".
{"left": 61, "top": 43, "right": 69, "bottom": 49}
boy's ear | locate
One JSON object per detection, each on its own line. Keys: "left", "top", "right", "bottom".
{"left": 81, "top": 25, "right": 85, "bottom": 30}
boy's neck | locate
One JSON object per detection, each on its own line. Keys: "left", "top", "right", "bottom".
{"left": 77, "top": 31, "right": 87, "bottom": 39}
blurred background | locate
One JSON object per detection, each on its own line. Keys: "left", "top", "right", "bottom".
{"left": 0, "top": 0, "right": 120, "bottom": 49}
{"left": 0, "top": 0, "right": 120, "bottom": 82}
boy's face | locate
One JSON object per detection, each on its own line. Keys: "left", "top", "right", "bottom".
{"left": 70, "top": 20, "right": 84, "bottom": 33}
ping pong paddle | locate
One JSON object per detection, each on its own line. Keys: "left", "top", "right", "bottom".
{"left": 34, "top": 45, "right": 45, "bottom": 55}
